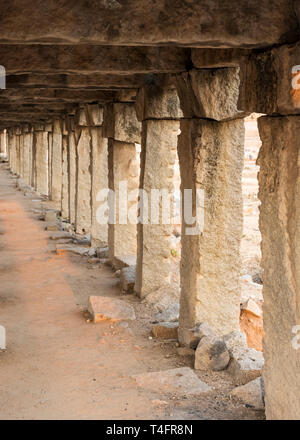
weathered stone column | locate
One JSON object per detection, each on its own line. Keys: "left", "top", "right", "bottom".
{"left": 103, "top": 101, "right": 141, "bottom": 267}
{"left": 239, "top": 43, "right": 300, "bottom": 419}
{"left": 176, "top": 68, "right": 245, "bottom": 343}
{"left": 61, "top": 121, "right": 69, "bottom": 220}
{"left": 75, "top": 108, "right": 92, "bottom": 235}
{"left": 134, "top": 79, "right": 182, "bottom": 298}
{"left": 0, "top": 130, "right": 6, "bottom": 155}
{"left": 257, "top": 116, "right": 300, "bottom": 420}
{"left": 21, "top": 125, "right": 32, "bottom": 185}
{"left": 33, "top": 124, "right": 49, "bottom": 196}
{"left": 89, "top": 104, "right": 108, "bottom": 248}
{"left": 51, "top": 119, "right": 63, "bottom": 203}
{"left": 14, "top": 127, "right": 21, "bottom": 176}
{"left": 66, "top": 116, "right": 77, "bottom": 226}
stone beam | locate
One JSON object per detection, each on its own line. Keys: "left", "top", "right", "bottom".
{"left": 5, "top": 73, "right": 148, "bottom": 90}
{"left": 0, "top": 89, "right": 116, "bottom": 102}
{"left": 0, "top": 45, "right": 189, "bottom": 74}
{"left": 0, "top": 1, "right": 297, "bottom": 48}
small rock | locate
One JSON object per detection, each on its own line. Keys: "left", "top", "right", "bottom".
{"left": 96, "top": 246, "right": 109, "bottom": 259}
{"left": 176, "top": 347, "right": 195, "bottom": 357}
{"left": 87, "top": 248, "right": 97, "bottom": 257}
{"left": 88, "top": 296, "right": 136, "bottom": 322}
{"left": 114, "top": 270, "right": 121, "bottom": 278}
{"left": 154, "top": 303, "right": 179, "bottom": 323}
{"left": 132, "top": 367, "right": 211, "bottom": 396}
{"left": 120, "top": 266, "right": 136, "bottom": 293}
{"left": 195, "top": 336, "right": 230, "bottom": 371}
{"left": 50, "top": 231, "right": 72, "bottom": 240}
{"left": 224, "top": 331, "right": 264, "bottom": 385}
{"left": 230, "top": 377, "right": 265, "bottom": 410}
{"left": 152, "top": 322, "right": 178, "bottom": 340}
{"left": 45, "top": 223, "right": 60, "bottom": 231}
{"left": 44, "top": 210, "right": 57, "bottom": 223}
{"left": 151, "top": 399, "right": 169, "bottom": 406}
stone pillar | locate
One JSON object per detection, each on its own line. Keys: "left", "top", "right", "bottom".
{"left": 66, "top": 116, "right": 77, "bottom": 225}
{"left": 134, "top": 80, "right": 182, "bottom": 298}
{"left": 103, "top": 101, "right": 141, "bottom": 267}
{"left": 33, "top": 124, "right": 48, "bottom": 196}
{"left": 51, "top": 119, "right": 63, "bottom": 203}
{"left": 75, "top": 108, "right": 92, "bottom": 235}
{"left": 61, "top": 127, "right": 69, "bottom": 220}
{"left": 21, "top": 125, "right": 32, "bottom": 185}
{"left": 239, "top": 44, "right": 300, "bottom": 419}
{"left": 256, "top": 116, "right": 300, "bottom": 420}
{"left": 89, "top": 105, "right": 108, "bottom": 248}
{"left": 14, "top": 127, "right": 21, "bottom": 176}
{"left": 176, "top": 68, "right": 244, "bottom": 343}
{"left": 0, "top": 130, "right": 6, "bottom": 155}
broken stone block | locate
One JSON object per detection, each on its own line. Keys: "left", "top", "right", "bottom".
{"left": 230, "top": 377, "right": 265, "bottom": 410}
{"left": 45, "top": 223, "right": 60, "bottom": 232}
{"left": 240, "top": 276, "right": 263, "bottom": 303}
{"left": 144, "top": 284, "right": 180, "bottom": 314}
{"left": 132, "top": 367, "right": 211, "bottom": 396}
{"left": 113, "top": 255, "right": 137, "bottom": 270}
{"left": 154, "top": 303, "right": 179, "bottom": 323}
{"left": 87, "top": 248, "right": 96, "bottom": 257}
{"left": 88, "top": 296, "right": 136, "bottom": 323}
{"left": 152, "top": 322, "right": 178, "bottom": 340}
{"left": 224, "top": 331, "right": 264, "bottom": 385}
{"left": 195, "top": 336, "right": 230, "bottom": 372}
{"left": 44, "top": 210, "right": 57, "bottom": 223}
{"left": 50, "top": 231, "right": 72, "bottom": 240}
{"left": 120, "top": 266, "right": 136, "bottom": 294}
{"left": 241, "top": 299, "right": 262, "bottom": 318}
{"left": 96, "top": 246, "right": 109, "bottom": 259}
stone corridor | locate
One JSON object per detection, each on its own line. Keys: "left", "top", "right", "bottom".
{"left": 0, "top": 1, "right": 300, "bottom": 420}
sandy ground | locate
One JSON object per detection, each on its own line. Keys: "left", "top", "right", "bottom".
{"left": 0, "top": 161, "right": 264, "bottom": 420}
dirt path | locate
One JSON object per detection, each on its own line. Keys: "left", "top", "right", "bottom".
{"left": 0, "top": 164, "right": 263, "bottom": 420}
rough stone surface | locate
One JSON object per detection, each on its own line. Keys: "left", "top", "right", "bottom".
{"left": 257, "top": 115, "right": 300, "bottom": 420}
{"left": 177, "top": 68, "right": 243, "bottom": 120}
{"left": 144, "top": 285, "right": 180, "bottom": 315}
{"left": 107, "top": 140, "right": 139, "bottom": 266}
{"left": 76, "top": 127, "right": 91, "bottom": 234}
{"left": 51, "top": 120, "right": 62, "bottom": 203}
{"left": 61, "top": 135, "right": 69, "bottom": 220}
{"left": 0, "top": 3, "right": 296, "bottom": 48}
{"left": 230, "top": 377, "right": 265, "bottom": 410}
{"left": 241, "top": 299, "right": 262, "bottom": 318}
{"left": 152, "top": 322, "right": 178, "bottom": 340}
{"left": 135, "top": 119, "right": 179, "bottom": 298}
{"left": 68, "top": 132, "right": 77, "bottom": 225}
{"left": 34, "top": 131, "right": 48, "bottom": 196}
{"left": 224, "top": 331, "right": 264, "bottom": 385}
{"left": 132, "top": 367, "right": 211, "bottom": 396}
{"left": 178, "top": 118, "right": 244, "bottom": 342}
{"left": 195, "top": 336, "right": 230, "bottom": 371}
{"left": 44, "top": 210, "right": 57, "bottom": 223}
{"left": 104, "top": 103, "right": 141, "bottom": 143}
{"left": 154, "top": 303, "right": 180, "bottom": 323}
{"left": 136, "top": 81, "right": 183, "bottom": 120}
{"left": 120, "top": 266, "right": 136, "bottom": 294}
{"left": 90, "top": 126, "right": 108, "bottom": 248}
{"left": 239, "top": 42, "right": 300, "bottom": 115}
{"left": 96, "top": 246, "right": 109, "bottom": 259}
{"left": 88, "top": 296, "right": 136, "bottom": 322}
